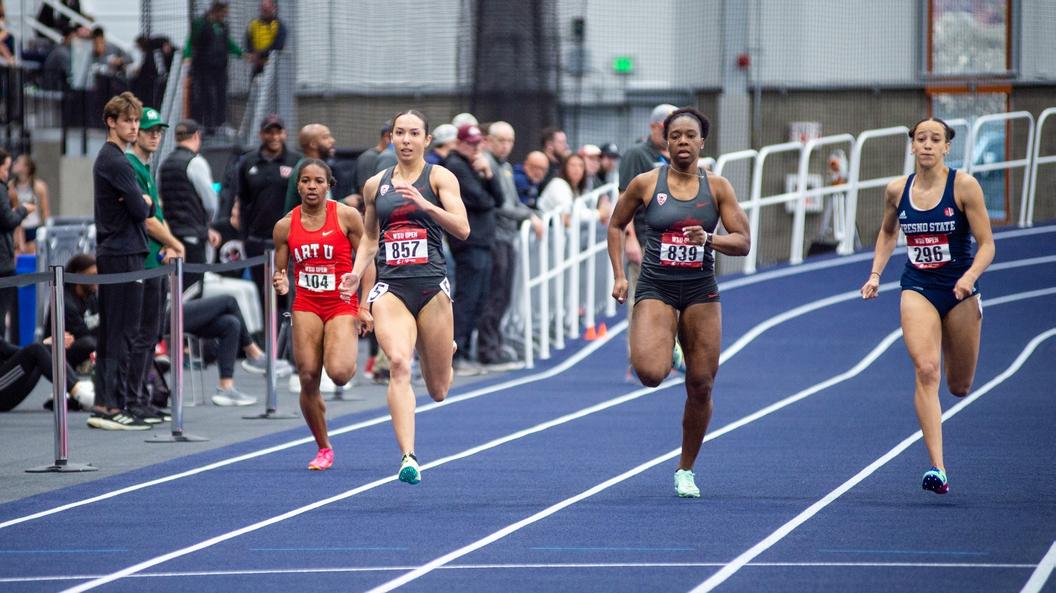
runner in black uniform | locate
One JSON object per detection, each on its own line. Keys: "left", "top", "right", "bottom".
{"left": 607, "top": 108, "right": 750, "bottom": 498}
{"left": 861, "top": 117, "right": 994, "bottom": 495}
{"left": 340, "top": 110, "right": 469, "bottom": 485}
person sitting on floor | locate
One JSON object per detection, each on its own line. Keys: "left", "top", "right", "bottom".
{"left": 0, "top": 334, "right": 93, "bottom": 412}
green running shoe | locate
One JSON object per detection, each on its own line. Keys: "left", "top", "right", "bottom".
{"left": 674, "top": 469, "right": 700, "bottom": 498}
{"left": 672, "top": 341, "right": 686, "bottom": 373}
{"left": 399, "top": 453, "right": 421, "bottom": 485}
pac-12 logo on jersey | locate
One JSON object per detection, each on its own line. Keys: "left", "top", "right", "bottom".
{"left": 944, "top": 207, "right": 954, "bottom": 217}
{"left": 656, "top": 193, "right": 667, "bottom": 206}
{"left": 380, "top": 184, "right": 390, "bottom": 195}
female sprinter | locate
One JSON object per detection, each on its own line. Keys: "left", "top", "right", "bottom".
{"left": 273, "top": 159, "right": 374, "bottom": 471}
{"left": 607, "top": 107, "right": 750, "bottom": 498}
{"left": 340, "top": 110, "right": 469, "bottom": 485}
{"left": 861, "top": 117, "right": 994, "bottom": 494}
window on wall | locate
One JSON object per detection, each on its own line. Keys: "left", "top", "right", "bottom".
{"left": 925, "top": 1, "right": 1014, "bottom": 222}
{"left": 927, "top": 0, "right": 1013, "bottom": 78}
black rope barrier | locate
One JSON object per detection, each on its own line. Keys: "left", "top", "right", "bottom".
{"left": 24, "top": 252, "right": 294, "bottom": 471}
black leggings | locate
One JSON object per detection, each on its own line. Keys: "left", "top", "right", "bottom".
{"left": 0, "top": 344, "right": 77, "bottom": 412}
{"left": 182, "top": 296, "right": 255, "bottom": 380}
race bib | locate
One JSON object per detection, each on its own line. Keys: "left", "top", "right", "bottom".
{"left": 367, "top": 282, "right": 389, "bottom": 303}
{"left": 659, "top": 232, "right": 705, "bottom": 268}
{"left": 384, "top": 227, "right": 428, "bottom": 266}
{"left": 907, "top": 234, "right": 951, "bottom": 269}
{"left": 297, "top": 264, "right": 336, "bottom": 292}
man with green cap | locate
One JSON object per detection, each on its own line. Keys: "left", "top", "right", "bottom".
{"left": 125, "top": 106, "right": 184, "bottom": 421}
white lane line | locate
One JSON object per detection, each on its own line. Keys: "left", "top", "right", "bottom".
{"left": 52, "top": 256, "right": 917, "bottom": 592}
{"left": 718, "top": 225, "right": 1055, "bottom": 292}
{"left": 5, "top": 235, "right": 1050, "bottom": 530}
{"left": 1020, "top": 541, "right": 1056, "bottom": 593}
{"left": 3, "top": 561, "right": 1037, "bottom": 583}
{"left": 31, "top": 284, "right": 1056, "bottom": 591}
{"left": 689, "top": 327, "right": 1056, "bottom": 593}
{"left": 1, "top": 319, "right": 628, "bottom": 531}
{"left": 54, "top": 376, "right": 685, "bottom": 593}
{"left": 363, "top": 286, "right": 1056, "bottom": 593}
{"left": 359, "top": 327, "right": 906, "bottom": 593}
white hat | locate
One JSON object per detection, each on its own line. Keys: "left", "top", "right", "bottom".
{"left": 452, "top": 112, "right": 478, "bottom": 128}
{"left": 650, "top": 104, "right": 678, "bottom": 124}
{"left": 432, "top": 123, "right": 458, "bottom": 146}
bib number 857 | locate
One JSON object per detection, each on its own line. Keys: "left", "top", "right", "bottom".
{"left": 388, "top": 241, "right": 420, "bottom": 260}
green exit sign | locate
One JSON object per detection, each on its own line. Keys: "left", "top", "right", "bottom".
{"left": 613, "top": 55, "right": 634, "bottom": 74}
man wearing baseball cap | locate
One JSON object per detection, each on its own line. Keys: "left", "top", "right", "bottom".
{"left": 599, "top": 142, "right": 620, "bottom": 186}
{"left": 126, "top": 106, "right": 183, "bottom": 422}
{"left": 237, "top": 113, "right": 302, "bottom": 313}
{"left": 444, "top": 123, "right": 504, "bottom": 374}
{"left": 159, "top": 118, "right": 221, "bottom": 290}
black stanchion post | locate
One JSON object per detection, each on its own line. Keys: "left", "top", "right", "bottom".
{"left": 245, "top": 249, "right": 297, "bottom": 420}
{"left": 27, "top": 266, "right": 97, "bottom": 472}
{"left": 147, "top": 259, "right": 208, "bottom": 442}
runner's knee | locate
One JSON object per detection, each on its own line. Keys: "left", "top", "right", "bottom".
{"left": 637, "top": 366, "right": 668, "bottom": 388}
{"left": 948, "top": 378, "right": 972, "bottom": 398}
{"left": 388, "top": 354, "right": 412, "bottom": 381}
{"left": 328, "top": 363, "right": 356, "bottom": 386}
{"left": 685, "top": 373, "right": 714, "bottom": 402}
{"left": 913, "top": 359, "right": 941, "bottom": 386}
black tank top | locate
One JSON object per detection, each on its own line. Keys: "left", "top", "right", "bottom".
{"left": 640, "top": 166, "right": 720, "bottom": 282}
{"left": 374, "top": 164, "right": 447, "bottom": 280}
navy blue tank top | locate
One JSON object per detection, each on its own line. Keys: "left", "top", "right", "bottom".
{"left": 898, "top": 169, "right": 974, "bottom": 288}
{"left": 374, "top": 164, "right": 447, "bottom": 280}
{"left": 640, "top": 166, "right": 720, "bottom": 282}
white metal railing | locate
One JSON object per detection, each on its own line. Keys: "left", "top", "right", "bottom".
{"left": 516, "top": 183, "right": 616, "bottom": 368}
{"left": 965, "top": 111, "right": 1035, "bottom": 227}
{"left": 841, "top": 126, "right": 913, "bottom": 255}
{"left": 1026, "top": 107, "right": 1056, "bottom": 228}
{"left": 745, "top": 141, "right": 802, "bottom": 274}
{"left": 791, "top": 134, "right": 856, "bottom": 264}
{"left": 509, "top": 107, "right": 1053, "bottom": 367}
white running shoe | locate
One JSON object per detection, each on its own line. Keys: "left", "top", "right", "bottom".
{"left": 674, "top": 469, "right": 701, "bottom": 498}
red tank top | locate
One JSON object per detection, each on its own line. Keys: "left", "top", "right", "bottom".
{"left": 289, "top": 200, "right": 353, "bottom": 298}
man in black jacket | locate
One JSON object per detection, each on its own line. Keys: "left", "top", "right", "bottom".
{"left": 0, "top": 148, "right": 33, "bottom": 342}
{"left": 443, "top": 124, "right": 504, "bottom": 370}
{"left": 89, "top": 92, "right": 153, "bottom": 430}
{"left": 237, "top": 113, "right": 301, "bottom": 313}
{"left": 159, "top": 119, "right": 220, "bottom": 290}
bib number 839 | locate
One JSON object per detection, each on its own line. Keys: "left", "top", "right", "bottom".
{"left": 666, "top": 244, "right": 698, "bottom": 263}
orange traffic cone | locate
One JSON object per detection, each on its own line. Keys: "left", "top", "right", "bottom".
{"left": 583, "top": 325, "right": 598, "bottom": 341}
{"left": 596, "top": 322, "right": 607, "bottom": 337}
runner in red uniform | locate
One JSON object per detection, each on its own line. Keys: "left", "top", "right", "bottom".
{"left": 273, "top": 159, "right": 374, "bottom": 470}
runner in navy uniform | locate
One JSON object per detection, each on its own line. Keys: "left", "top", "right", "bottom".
{"left": 340, "top": 110, "right": 469, "bottom": 485}
{"left": 608, "top": 108, "right": 750, "bottom": 498}
{"left": 861, "top": 117, "right": 995, "bottom": 495}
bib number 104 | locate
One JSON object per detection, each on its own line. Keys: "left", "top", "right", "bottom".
{"left": 298, "top": 272, "right": 335, "bottom": 292}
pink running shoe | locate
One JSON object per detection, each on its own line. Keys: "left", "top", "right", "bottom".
{"left": 308, "top": 448, "right": 334, "bottom": 471}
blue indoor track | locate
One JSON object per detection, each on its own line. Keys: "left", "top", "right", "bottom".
{"left": 1, "top": 225, "right": 1054, "bottom": 593}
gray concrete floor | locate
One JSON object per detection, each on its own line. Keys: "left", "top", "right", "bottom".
{"left": 0, "top": 347, "right": 499, "bottom": 505}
